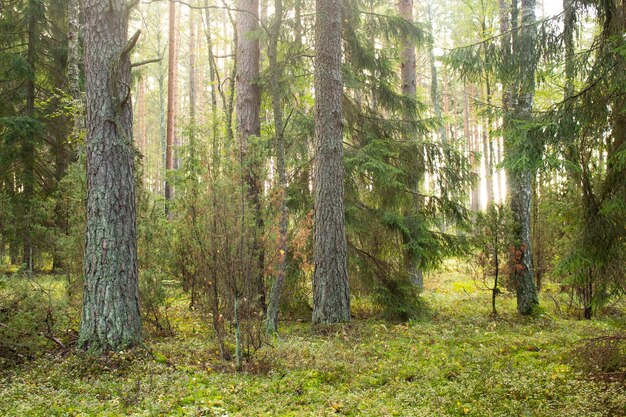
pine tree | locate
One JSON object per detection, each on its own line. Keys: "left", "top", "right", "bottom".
{"left": 165, "top": 0, "right": 178, "bottom": 207}
{"left": 312, "top": 0, "right": 351, "bottom": 324}
{"left": 78, "top": 0, "right": 142, "bottom": 351}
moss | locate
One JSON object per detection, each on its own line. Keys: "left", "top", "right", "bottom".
{"left": 1, "top": 268, "right": 624, "bottom": 416}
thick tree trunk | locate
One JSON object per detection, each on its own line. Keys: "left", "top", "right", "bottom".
{"left": 78, "top": 0, "right": 142, "bottom": 351}
{"left": 312, "top": 0, "right": 350, "bottom": 324}
{"left": 506, "top": 0, "right": 539, "bottom": 315}
{"left": 236, "top": 0, "right": 265, "bottom": 312}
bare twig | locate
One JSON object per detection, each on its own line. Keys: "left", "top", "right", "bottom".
{"left": 131, "top": 58, "right": 161, "bottom": 68}
{"left": 0, "top": 322, "right": 66, "bottom": 349}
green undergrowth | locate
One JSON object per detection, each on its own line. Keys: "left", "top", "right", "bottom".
{"left": 1, "top": 263, "right": 624, "bottom": 416}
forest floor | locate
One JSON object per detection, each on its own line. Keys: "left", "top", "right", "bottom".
{"left": 1, "top": 261, "right": 624, "bottom": 417}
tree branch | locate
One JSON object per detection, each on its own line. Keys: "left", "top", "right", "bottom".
{"left": 131, "top": 58, "right": 161, "bottom": 68}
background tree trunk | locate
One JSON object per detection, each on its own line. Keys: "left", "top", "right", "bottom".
{"left": 156, "top": 21, "right": 167, "bottom": 195}
{"left": 79, "top": 0, "right": 142, "bottom": 351}
{"left": 137, "top": 75, "right": 147, "bottom": 156}
{"left": 173, "top": 4, "right": 181, "bottom": 171}
{"left": 165, "top": 0, "right": 178, "bottom": 206}
{"left": 312, "top": 0, "right": 350, "bottom": 325}
{"left": 470, "top": 86, "right": 480, "bottom": 213}
{"left": 21, "top": 0, "right": 40, "bottom": 272}
{"left": 398, "top": 0, "right": 423, "bottom": 289}
{"left": 67, "top": 0, "right": 82, "bottom": 126}
{"left": 482, "top": 91, "right": 494, "bottom": 207}
{"left": 265, "top": 0, "right": 288, "bottom": 334}
{"left": 202, "top": 0, "right": 219, "bottom": 165}
{"left": 236, "top": 0, "right": 265, "bottom": 312}
{"left": 189, "top": 8, "right": 196, "bottom": 153}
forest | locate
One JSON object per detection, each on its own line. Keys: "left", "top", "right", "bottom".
{"left": 0, "top": 0, "right": 624, "bottom": 415}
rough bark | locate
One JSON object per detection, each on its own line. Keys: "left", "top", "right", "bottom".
{"left": 236, "top": 0, "right": 265, "bottom": 312}
{"left": 312, "top": 0, "right": 351, "bottom": 324}
{"left": 79, "top": 0, "right": 142, "bottom": 351}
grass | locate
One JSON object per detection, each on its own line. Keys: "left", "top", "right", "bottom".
{"left": 1, "top": 261, "right": 624, "bottom": 416}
